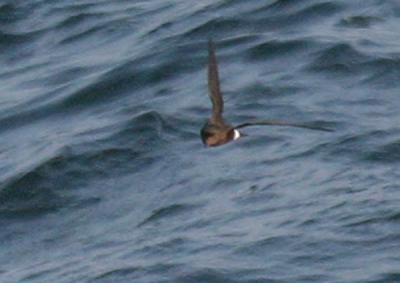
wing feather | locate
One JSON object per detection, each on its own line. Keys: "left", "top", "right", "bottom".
{"left": 208, "top": 39, "right": 224, "bottom": 123}
{"left": 234, "top": 120, "right": 334, "bottom": 132}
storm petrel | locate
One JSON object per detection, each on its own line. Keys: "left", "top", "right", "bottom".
{"left": 200, "top": 39, "right": 332, "bottom": 147}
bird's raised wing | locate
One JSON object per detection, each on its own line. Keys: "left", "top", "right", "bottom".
{"left": 208, "top": 39, "right": 224, "bottom": 123}
{"left": 234, "top": 120, "right": 334, "bottom": 132}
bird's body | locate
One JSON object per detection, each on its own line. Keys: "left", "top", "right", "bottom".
{"left": 201, "top": 40, "right": 237, "bottom": 146}
{"left": 201, "top": 121, "right": 240, "bottom": 146}
{"left": 200, "top": 39, "right": 332, "bottom": 147}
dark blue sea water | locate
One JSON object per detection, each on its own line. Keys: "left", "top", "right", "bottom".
{"left": 1, "top": 0, "right": 400, "bottom": 282}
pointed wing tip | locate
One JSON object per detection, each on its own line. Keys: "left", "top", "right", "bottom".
{"left": 208, "top": 39, "right": 215, "bottom": 54}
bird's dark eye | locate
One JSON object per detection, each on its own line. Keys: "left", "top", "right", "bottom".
{"left": 200, "top": 125, "right": 212, "bottom": 138}
{"left": 204, "top": 132, "right": 212, "bottom": 138}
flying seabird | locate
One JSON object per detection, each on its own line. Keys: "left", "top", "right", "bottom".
{"left": 200, "top": 39, "right": 332, "bottom": 147}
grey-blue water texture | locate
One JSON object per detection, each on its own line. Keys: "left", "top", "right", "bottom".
{"left": 1, "top": 1, "right": 400, "bottom": 282}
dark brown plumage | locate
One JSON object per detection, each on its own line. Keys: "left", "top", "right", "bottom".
{"left": 200, "top": 39, "right": 332, "bottom": 147}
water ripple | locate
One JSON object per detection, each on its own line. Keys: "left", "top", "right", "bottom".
{"left": 1, "top": 0, "right": 400, "bottom": 282}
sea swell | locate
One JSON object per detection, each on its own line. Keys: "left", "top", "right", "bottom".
{"left": 1, "top": 0, "right": 400, "bottom": 282}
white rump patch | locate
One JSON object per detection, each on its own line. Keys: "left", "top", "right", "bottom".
{"left": 233, "top": 129, "right": 241, "bottom": 140}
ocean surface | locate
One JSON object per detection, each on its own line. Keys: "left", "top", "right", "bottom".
{"left": 1, "top": 0, "right": 400, "bottom": 282}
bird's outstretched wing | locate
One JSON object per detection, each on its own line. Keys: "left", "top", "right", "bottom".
{"left": 234, "top": 120, "right": 334, "bottom": 132}
{"left": 208, "top": 39, "right": 224, "bottom": 124}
